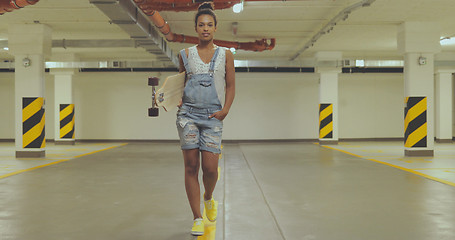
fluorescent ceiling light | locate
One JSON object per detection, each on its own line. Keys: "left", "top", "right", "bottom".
{"left": 440, "top": 38, "right": 455, "bottom": 46}
{"left": 356, "top": 60, "right": 365, "bottom": 67}
{"left": 233, "top": 2, "right": 243, "bottom": 13}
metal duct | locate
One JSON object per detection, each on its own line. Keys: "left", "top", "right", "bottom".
{"left": 90, "top": 0, "right": 179, "bottom": 66}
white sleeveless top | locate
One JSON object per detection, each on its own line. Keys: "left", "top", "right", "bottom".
{"left": 187, "top": 45, "right": 226, "bottom": 106}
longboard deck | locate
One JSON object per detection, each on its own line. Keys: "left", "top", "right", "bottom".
{"left": 155, "top": 72, "right": 185, "bottom": 111}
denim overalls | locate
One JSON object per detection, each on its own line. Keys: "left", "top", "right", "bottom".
{"left": 176, "top": 47, "right": 223, "bottom": 154}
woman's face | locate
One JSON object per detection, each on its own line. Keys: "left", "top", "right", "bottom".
{"left": 195, "top": 14, "right": 217, "bottom": 42}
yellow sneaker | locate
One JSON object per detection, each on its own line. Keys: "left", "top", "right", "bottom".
{"left": 204, "top": 197, "right": 218, "bottom": 222}
{"left": 191, "top": 218, "right": 204, "bottom": 236}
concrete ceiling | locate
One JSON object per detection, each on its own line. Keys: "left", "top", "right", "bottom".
{"left": 1, "top": 0, "right": 455, "bottom": 66}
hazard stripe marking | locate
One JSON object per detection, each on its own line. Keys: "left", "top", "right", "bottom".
{"left": 405, "top": 123, "right": 427, "bottom": 148}
{"left": 22, "top": 98, "right": 43, "bottom": 122}
{"left": 22, "top": 97, "right": 45, "bottom": 148}
{"left": 404, "top": 97, "right": 427, "bottom": 148}
{"left": 319, "top": 104, "right": 333, "bottom": 139}
{"left": 60, "top": 104, "right": 75, "bottom": 139}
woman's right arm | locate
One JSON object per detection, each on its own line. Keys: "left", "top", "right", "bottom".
{"left": 178, "top": 52, "right": 185, "bottom": 73}
{"left": 178, "top": 49, "right": 188, "bottom": 107}
{"left": 179, "top": 48, "right": 189, "bottom": 73}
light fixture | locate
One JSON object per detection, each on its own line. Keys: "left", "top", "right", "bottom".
{"left": 22, "top": 58, "right": 31, "bottom": 67}
{"left": 232, "top": 22, "right": 238, "bottom": 36}
{"left": 230, "top": 47, "right": 237, "bottom": 54}
{"left": 2, "top": 47, "right": 8, "bottom": 51}
{"left": 355, "top": 60, "right": 365, "bottom": 67}
{"left": 440, "top": 37, "right": 455, "bottom": 46}
{"left": 233, "top": 2, "right": 243, "bottom": 13}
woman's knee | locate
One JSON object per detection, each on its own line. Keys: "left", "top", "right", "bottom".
{"left": 202, "top": 165, "right": 218, "bottom": 177}
{"left": 183, "top": 149, "right": 200, "bottom": 176}
{"left": 185, "top": 163, "right": 199, "bottom": 176}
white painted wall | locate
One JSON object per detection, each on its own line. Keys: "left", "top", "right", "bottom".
{"left": 73, "top": 72, "right": 178, "bottom": 140}
{"left": 0, "top": 73, "right": 15, "bottom": 139}
{"left": 223, "top": 73, "right": 319, "bottom": 140}
{"left": 339, "top": 73, "right": 404, "bottom": 139}
{"left": 1, "top": 71, "right": 405, "bottom": 140}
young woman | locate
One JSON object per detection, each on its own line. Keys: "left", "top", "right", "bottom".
{"left": 176, "top": 1, "right": 235, "bottom": 236}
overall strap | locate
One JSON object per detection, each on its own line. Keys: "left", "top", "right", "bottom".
{"left": 180, "top": 49, "right": 191, "bottom": 74}
{"left": 208, "top": 47, "right": 220, "bottom": 73}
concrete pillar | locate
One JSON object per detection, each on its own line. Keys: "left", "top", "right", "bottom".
{"left": 50, "top": 54, "right": 77, "bottom": 145}
{"left": 434, "top": 69, "right": 453, "bottom": 143}
{"left": 398, "top": 22, "right": 441, "bottom": 156}
{"left": 315, "top": 52, "right": 342, "bottom": 145}
{"left": 9, "top": 24, "right": 52, "bottom": 158}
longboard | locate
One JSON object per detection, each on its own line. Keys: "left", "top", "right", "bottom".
{"left": 148, "top": 72, "right": 185, "bottom": 117}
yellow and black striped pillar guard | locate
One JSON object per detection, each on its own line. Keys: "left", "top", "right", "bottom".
{"left": 22, "top": 97, "right": 45, "bottom": 148}
{"left": 319, "top": 103, "right": 333, "bottom": 139}
{"left": 404, "top": 97, "right": 427, "bottom": 148}
{"left": 60, "top": 104, "right": 75, "bottom": 139}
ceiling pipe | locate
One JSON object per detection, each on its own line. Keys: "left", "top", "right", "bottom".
{"left": 0, "top": 0, "right": 39, "bottom": 15}
{"left": 144, "top": 5, "right": 275, "bottom": 51}
{"left": 170, "top": 32, "right": 275, "bottom": 52}
{"left": 134, "top": 0, "right": 285, "bottom": 12}
{"left": 136, "top": 1, "right": 237, "bottom": 12}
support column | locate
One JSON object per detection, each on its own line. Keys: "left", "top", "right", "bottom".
{"left": 50, "top": 54, "right": 77, "bottom": 145}
{"left": 435, "top": 69, "right": 453, "bottom": 143}
{"left": 315, "top": 52, "right": 342, "bottom": 145}
{"left": 398, "top": 22, "right": 441, "bottom": 156}
{"left": 9, "top": 24, "right": 52, "bottom": 158}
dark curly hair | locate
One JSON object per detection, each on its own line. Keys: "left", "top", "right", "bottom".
{"left": 194, "top": 2, "right": 217, "bottom": 27}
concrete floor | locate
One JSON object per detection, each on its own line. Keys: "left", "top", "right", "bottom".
{"left": 0, "top": 141, "right": 455, "bottom": 240}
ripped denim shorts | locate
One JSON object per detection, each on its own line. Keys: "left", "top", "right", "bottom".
{"left": 176, "top": 106, "right": 223, "bottom": 154}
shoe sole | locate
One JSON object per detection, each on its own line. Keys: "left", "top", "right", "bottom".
{"left": 191, "top": 231, "right": 204, "bottom": 236}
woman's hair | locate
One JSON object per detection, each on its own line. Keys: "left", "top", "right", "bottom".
{"left": 194, "top": 2, "right": 217, "bottom": 27}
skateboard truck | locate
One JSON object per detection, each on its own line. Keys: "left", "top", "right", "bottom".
{"left": 158, "top": 93, "right": 165, "bottom": 103}
{"left": 148, "top": 77, "right": 159, "bottom": 117}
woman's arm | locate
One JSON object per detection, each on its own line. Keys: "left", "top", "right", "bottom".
{"left": 178, "top": 50, "right": 186, "bottom": 73}
{"left": 210, "top": 49, "right": 235, "bottom": 120}
{"left": 178, "top": 49, "right": 188, "bottom": 107}
{"left": 223, "top": 49, "right": 235, "bottom": 114}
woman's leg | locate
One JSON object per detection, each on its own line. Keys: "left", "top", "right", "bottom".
{"left": 183, "top": 149, "right": 202, "bottom": 219}
{"left": 201, "top": 150, "right": 219, "bottom": 200}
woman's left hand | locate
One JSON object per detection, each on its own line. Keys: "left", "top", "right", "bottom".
{"left": 209, "top": 109, "right": 228, "bottom": 121}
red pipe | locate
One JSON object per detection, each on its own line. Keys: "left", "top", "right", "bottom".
{"left": 134, "top": 0, "right": 283, "bottom": 11}
{"left": 171, "top": 33, "right": 275, "bottom": 52}
{"left": 137, "top": 2, "right": 238, "bottom": 12}
{"left": 0, "top": 0, "right": 39, "bottom": 15}
{"left": 142, "top": 1, "right": 276, "bottom": 51}
{"left": 134, "top": 0, "right": 240, "bottom": 12}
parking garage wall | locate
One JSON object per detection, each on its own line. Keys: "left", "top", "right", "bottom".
{"left": 0, "top": 71, "right": 407, "bottom": 141}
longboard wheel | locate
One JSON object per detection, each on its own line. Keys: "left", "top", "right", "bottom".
{"left": 148, "top": 77, "right": 159, "bottom": 86}
{"left": 148, "top": 107, "right": 159, "bottom": 117}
